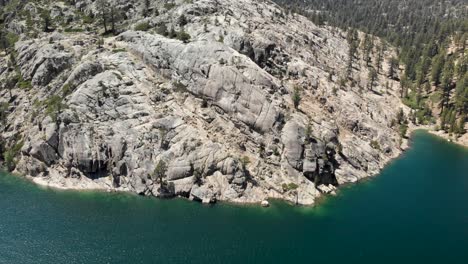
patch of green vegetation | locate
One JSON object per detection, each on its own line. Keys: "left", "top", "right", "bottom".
{"left": 18, "top": 79, "right": 32, "bottom": 89}
{"left": 399, "top": 123, "right": 408, "bottom": 138}
{"left": 428, "top": 91, "right": 442, "bottom": 104}
{"left": 16, "top": 73, "right": 32, "bottom": 89}
{"left": 5, "top": 32, "right": 19, "bottom": 47}
{"left": 173, "top": 81, "right": 188, "bottom": 93}
{"left": 64, "top": 27, "right": 84, "bottom": 33}
{"left": 2, "top": 0, "right": 22, "bottom": 14}
{"left": 370, "top": 140, "right": 381, "bottom": 150}
{"left": 414, "top": 105, "right": 435, "bottom": 125}
{"left": 17, "top": 8, "right": 35, "bottom": 32}
{"left": 282, "top": 182, "right": 299, "bottom": 191}
{"left": 82, "top": 14, "right": 95, "bottom": 24}
{"left": 164, "top": 3, "right": 176, "bottom": 10}
{"left": 43, "top": 95, "right": 66, "bottom": 121}
{"left": 401, "top": 90, "right": 422, "bottom": 109}
{"left": 272, "top": 146, "right": 280, "bottom": 156}
{"left": 176, "top": 31, "right": 191, "bottom": 43}
{"left": 61, "top": 83, "right": 74, "bottom": 97}
{"left": 156, "top": 24, "right": 169, "bottom": 36}
{"left": 112, "top": 48, "right": 127, "bottom": 53}
{"left": 292, "top": 86, "right": 301, "bottom": 109}
{"left": 0, "top": 102, "right": 9, "bottom": 123}
{"left": 3, "top": 139, "right": 24, "bottom": 171}
{"left": 240, "top": 156, "right": 251, "bottom": 169}
{"left": 134, "top": 22, "right": 151, "bottom": 31}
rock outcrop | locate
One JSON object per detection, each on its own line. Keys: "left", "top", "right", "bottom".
{"left": 0, "top": 0, "right": 409, "bottom": 205}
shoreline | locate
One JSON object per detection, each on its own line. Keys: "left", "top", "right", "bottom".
{"left": 408, "top": 124, "right": 468, "bottom": 148}
{"left": 2, "top": 129, "right": 464, "bottom": 207}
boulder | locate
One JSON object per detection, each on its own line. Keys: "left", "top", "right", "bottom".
{"left": 190, "top": 184, "right": 217, "bottom": 204}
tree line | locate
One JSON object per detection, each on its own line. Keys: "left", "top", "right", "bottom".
{"left": 273, "top": 0, "right": 467, "bottom": 135}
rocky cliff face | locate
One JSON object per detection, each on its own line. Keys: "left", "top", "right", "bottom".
{"left": 0, "top": 0, "right": 408, "bottom": 205}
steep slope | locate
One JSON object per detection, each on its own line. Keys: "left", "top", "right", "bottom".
{"left": 0, "top": 0, "right": 408, "bottom": 205}
{"left": 274, "top": 0, "right": 468, "bottom": 145}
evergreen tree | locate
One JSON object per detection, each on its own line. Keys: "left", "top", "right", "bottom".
{"left": 449, "top": 110, "right": 457, "bottom": 133}
{"left": 439, "top": 57, "right": 455, "bottom": 111}
{"left": 456, "top": 116, "right": 465, "bottom": 134}
{"left": 0, "top": 30, "right": 7, "bottom": 52}
{"left": 375, "top": 44, "right": 384, "bottom": 73}
{"left": 143, "top": 0, "right": 151, "bottom": 17}
{"left": 368, "top": 67, "right": 377, "bottom": 91}
{"left": 97, "top": 0, "right": 109, "bottom": 33}
{"left": 153, "top": 160, "right": 168, "bottom": 188}
{"left": 431, "top": 53, "right": 445, "bottom": 86}
{"left": 40, "top": 9, "right": 52, "bottom": 32}
{"left": 292, "top": 86, "right": 301, "bottom": 109}
{"left": 346, "top": 30, "right": 358, "bottom": 77}
{"left": 109, "top": 4, "right": 120, "bottom": 35}
{"left": 388, "top": 57, "right": 399, "bottom": 80}
{"left": 454, "top": 74, "right": 467, "bottom": 114}
{"left": 178, "top": 15, "right": 188, "bottom": 27}
{"left": 362, "top": 34, "right": 373, "bottom": 66}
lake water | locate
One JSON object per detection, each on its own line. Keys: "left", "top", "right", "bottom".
{"left": 0, "top": 130, "right": 467, "bottom": 263}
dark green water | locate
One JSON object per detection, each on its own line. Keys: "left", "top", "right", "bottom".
{"left": 0, "top": 131, "right": 467, "bottom": 264}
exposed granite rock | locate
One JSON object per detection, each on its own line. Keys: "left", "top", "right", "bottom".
{"left": 0, "top": 0, "right": 411, "bottom": 206}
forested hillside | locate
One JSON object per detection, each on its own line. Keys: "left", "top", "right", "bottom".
{"left": 274, "top": 0, "right": 467, "bottom": 135}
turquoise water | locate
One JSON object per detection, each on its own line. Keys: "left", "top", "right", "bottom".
{"left": 0, "top": 130, "right": 467, "bottom": 263}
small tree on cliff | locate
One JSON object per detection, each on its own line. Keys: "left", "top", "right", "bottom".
{"left": 178, "top": 14, "right": 188, "bottom": 27}
{"left": 96, "top": 0, "right": 109, "bottom": 33}
{"left": 0, "top": 102, "right": 8, "bottom": 124}
{"left": 388, "top": 57, "right": 399, "bottom": 80}
{"left": 292, "top": 86, "right": 301, "bottom": 110}
{"left": 368, "top": 67, "right": 377, "bottom": 91}
{"left": 109, "top": 4, "right": 120, "bottom": 35}
{"left": 96, "top": 0, "right": 120, "bottom": 35}
{"left": 40, "top": 9, "right": 52, "bottom": 32}
{"left": 142, "top": 0, "right": 151, "bottom": 17}
{"left": 0, "top": 30, "right": 8, "bottom": 52}
{"left": 153, "top": 160, "right": 168, "bottom": 187}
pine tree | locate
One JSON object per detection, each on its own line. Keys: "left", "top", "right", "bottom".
{"left": 454, "top": 74, "right": 467, "bottom": 115}
{"left": 292, "top": 86, "right": 301, "bottom": 110}
{"left": 178, "top": 15, "right": 188, "bottom": 27}
{"left": 431, "top": 53, "right": 445, "bottom": 86}
{"left": 362, "top": 34, "right": 374, "bottom": 66}
{"left": 40, "top": 9, "right": 52, "bottom": 32}
{"left": 389, "top": 57, "right": 399, "bottom": 80}
{"left": 153, "top": 160, "right": 168, "bottom": 188}
{"left": 348, "top": 40, "right": 358, "bottom": 77}
{"left": 97, "top": 0, "right": 109, "bottom": 33}
{"left": 375, "top": 44, "right": 384, "bottom": 73}
{"left": 396, "top": 108, "right": 405, "bottom": 124}
{"left": 142, "top": 0, "right": 151, "bottom": 17}
{"left": 0, "top": 30, "right": 7, "bottom": 52}
{"left": 449, "top": 110, "right": 457, "bottom": 133}
{"left": 439, "top": 58, "right": 454, "bottom": 111}
{"left": 456, "top": 116, "right": 465, "bottom": 134}
{"left": 425, "top": 82, "right": 431, "bottom": 93}
{"left": 368, "top": 67, "right": 377, "bottom": 91}
{"left": 109, "top": 5, "right": 120, "bottom": 35}
{"left": 440, "top": 108, "right": 449, "bottom": 131}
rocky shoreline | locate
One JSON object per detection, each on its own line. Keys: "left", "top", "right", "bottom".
{"left": 20, "top": 137, "right": 407, "bottom": 207}
{"left": 1, "top": 127, "right": 459, "bottom": 208}
{"left": 1, "top": 0, "right": 451, "bottom": 206}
